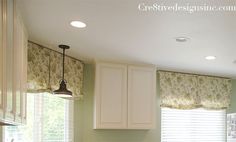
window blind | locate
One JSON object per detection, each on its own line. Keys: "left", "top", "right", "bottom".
{"left": 161, "top": 108, "right": 226, "bottom": 142}
{"left": 4, "top": 93, "right": 74, "bottom": 142}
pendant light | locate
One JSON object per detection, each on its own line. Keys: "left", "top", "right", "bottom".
{"left": 53, "top": 44, "right": 72, "bottom": 97}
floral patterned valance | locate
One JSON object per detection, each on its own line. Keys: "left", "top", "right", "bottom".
{"left": 159, "top": 71, "right": 232, "bottom": 110}
{"left": 27, "top": 42, "right": 84, "bottom": 99}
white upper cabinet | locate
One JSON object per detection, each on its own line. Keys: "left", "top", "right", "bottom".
{"left": 94, "top": 62, "right": 156, "bottom": 129}
{"left": 0, "top": 0, "right": 27, "bottom": 125}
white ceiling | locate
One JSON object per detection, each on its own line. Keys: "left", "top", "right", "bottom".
{"left": 18, "top": 0, "right": 236, "bottom": 78}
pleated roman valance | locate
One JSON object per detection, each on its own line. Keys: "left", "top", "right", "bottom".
{"left": 159, "top": 71, "right": 232, "bottom": 110}
{"left": 27, "top": 42, "right": 84, "bottom": 99}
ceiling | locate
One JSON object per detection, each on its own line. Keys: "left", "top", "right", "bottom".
{"left": 18, "top": 0, "right": 236, "bottom": 78}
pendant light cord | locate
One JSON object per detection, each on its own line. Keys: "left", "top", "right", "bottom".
{"left": 62, "top": 48, "right": 65, "bottom": 80}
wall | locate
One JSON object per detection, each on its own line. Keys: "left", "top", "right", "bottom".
{"left": 74, "top": 64, "right": 161, "bottom": 142}
{"left": 228, "top": 80, "right": 236, "bottom": 113}
{"left": 75, "top": 64, "right": 236, "bottom": 142}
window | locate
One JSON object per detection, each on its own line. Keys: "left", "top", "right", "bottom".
{"left": 161, "top": 108, "right": 226, "bottom": 142}
{"left": 4, "top": 93, "right": 74, "bottom": 142}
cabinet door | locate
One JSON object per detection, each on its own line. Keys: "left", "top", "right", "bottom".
{"left": 13, "top": 11, "right": 22, "bottom": 123}
{"left": 128, "top": 66, "right": 156, "bottom": 129}
{"left": 4, "top": 0, "right": 14, "bottom": 122}
{"left": 0, "top": 0, "right": 4, "bottom": 119}
{"left": 21, "top": 22, "right": 28, "bottom": 124}
{"left": 94, "top": 63, "right": 127, "bottom": 129}
{"left": 13, "top": 4, "right": 28, "bottom": 124}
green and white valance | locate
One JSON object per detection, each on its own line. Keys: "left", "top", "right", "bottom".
{"left": 159, "top": 71, "right": 232, "bottom": 110}
{"left": 27, "top": 42, "right": 84, "bottom": 99}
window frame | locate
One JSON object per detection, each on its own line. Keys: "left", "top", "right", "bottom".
{"left": 3, "top": 93, "right": 74, "bottom": 142}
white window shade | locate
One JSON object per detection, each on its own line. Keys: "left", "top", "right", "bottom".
{"left": 161, "top": 108, "right": 226, "bottom": 142}
{"left": 4, "top": 93, "right": 74, "bottom": 142}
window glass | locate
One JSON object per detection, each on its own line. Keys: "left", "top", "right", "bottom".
{"left": 161, "top": 108, "right": 226, "bottom": 142}
{"left": 4, "top": 93, "right": 74, "bottom": 142}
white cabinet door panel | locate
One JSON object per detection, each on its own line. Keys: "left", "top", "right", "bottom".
{"left": 128, "top": 66, "right": 156, "bottom": 129}
{"left": 94, "top": 63, "right": 127, "bottom": 129}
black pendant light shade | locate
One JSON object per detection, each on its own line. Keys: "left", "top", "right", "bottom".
{"left": 53, "top": 79, "right": 72, "bottom": 97}
{"left": 53, "top": 45, "right": 72, "bottom": 98}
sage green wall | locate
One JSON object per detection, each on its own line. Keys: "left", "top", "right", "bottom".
{"left": 1, "top": 64, "right": 236, "bottom": 142}
{"left": 228, "top": 80, "right": 236, "bottom": 113}
{"left": 74, "top": 64, "right": 161, "bottom": 142}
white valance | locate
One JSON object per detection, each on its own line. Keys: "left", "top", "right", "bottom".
{"left": 159, "top": 71, "right": 232, "bottom": 110}
{"left": 27, "top": 42, "right": 84, "bottom": 99}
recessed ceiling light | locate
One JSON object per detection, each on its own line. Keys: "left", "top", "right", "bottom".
{"left": 175, "top": 37, "right": 189, "bottom": 42}
{"left": 205, "top": 56, "right": 216, "bottom": 60}
{"left": 70, "top": 21, "right": 86, "bottom": 28}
